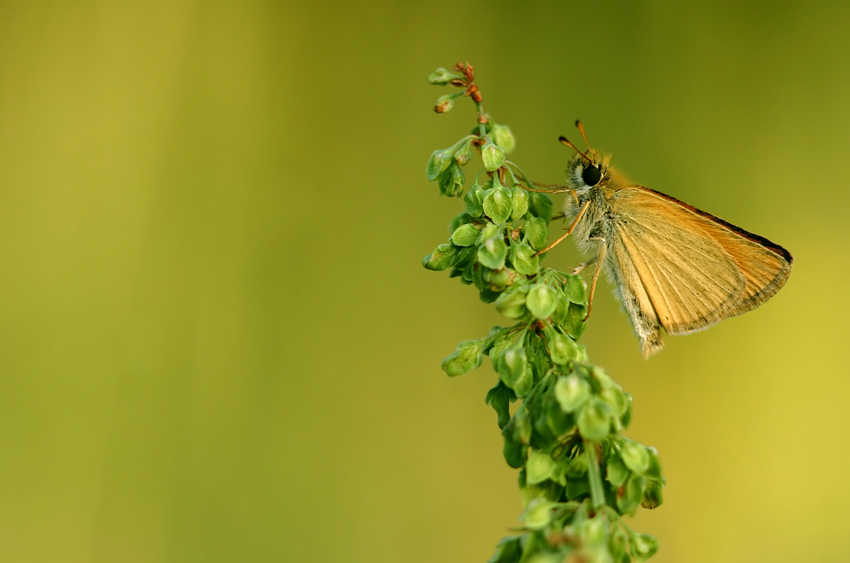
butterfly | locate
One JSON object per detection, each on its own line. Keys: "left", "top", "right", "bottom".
{"left": 536, "top": 121, "right": 792, "bottom": 358}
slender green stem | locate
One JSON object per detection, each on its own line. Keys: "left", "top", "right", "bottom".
{"left": 585, "top": 440, "right": 606, "bottom": 509}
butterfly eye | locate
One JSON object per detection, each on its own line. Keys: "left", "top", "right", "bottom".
{"left": 582, "top": 165, "right": 602, "bottom": 186}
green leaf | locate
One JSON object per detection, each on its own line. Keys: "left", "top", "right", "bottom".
{"left": 526, "top": 452, "right": 557, "bottom": 485}
{"left": 441, "top": 340, "right": 483, "bottom": 377}
{"left": 642, "top": 479, "right": 664, "bottom": 509}
{"left": 577, "top": 399, "right": 611, "bottom": 441}
{"left": 524, "top": 217, "right": 549, "bottom": 250}
{"left": 426, "top": 148, "right": 454, "bottom": 181}
{"left": 481, "top": 140, "right": 506, "bottom": 171}
{"left": 510, "top": 243, "right": 539, "bottom": 276}
{"left": 554, "top": 374, "right": 590, "bottom": 412}
{"left": 630, "top": 533, "right": 660, "bottom": 562}
{"left": 527, "top": 191, "right": 553, "bottom": 222}
{"left": 485, "top": 382, "right": 512, "bottom": 429}
{"left": 478, "top": 236, "right": 508, "bottom": 269}
{"left": 526, "top": 284, "right": 558, "bottom": 319}
{"left": 487, "top": 536, "right": 522, "bottom": 563}
{"left": 428, "top": 67, "right": 462, "bottom": 85}
{"left": 451, "top": 223, "right": 481, "bottom": 247}
{"left": 548, "top": 331, "right": 579, "bottom": 365}
{"left": 483, "top": 185, "right": 513, "bottom": 224}
{"left": 492, "top": 123, "right": 516, "bottom": 153}
{"left": 439, "top": 162, "right": 465, "bottom": 197}
{"left": 464, "top": 181, "right": 485, "bottom": 216}
{"left": 521, "top": 500, "right": 555, "bottom": 530}
{"left": 422, "top": 243, "right": 460, "bottom": 271}
{"left": 606, "top": 455, "right": 630, "bottom": 487}
{"left": 510, "top": 186, "right": 529, "bottom": 220}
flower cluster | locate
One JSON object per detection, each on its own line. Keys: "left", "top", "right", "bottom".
{"left": 423, "top": 64, "right": 665, "bottom": 563}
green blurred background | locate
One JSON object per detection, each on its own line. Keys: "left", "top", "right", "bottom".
{"left": 0, "top": 1, "right": 847, "bottom": 561}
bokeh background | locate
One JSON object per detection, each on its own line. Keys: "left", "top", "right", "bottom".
{"left": 0, "top": 1, "right": 848, "bottom": 561}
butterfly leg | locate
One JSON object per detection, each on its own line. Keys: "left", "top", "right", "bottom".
{"left": 582, "top": 237, "right": 607, "bottom": 322}
{"left": 535, "top": 199, "right": 590, "bottom": 256}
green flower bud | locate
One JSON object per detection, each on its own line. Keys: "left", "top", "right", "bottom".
{"left": 577, "top": 399, "right": 612, "bottom": 441}
{"left": 510, "top": 242, "right": 539, "bottom": 276}
{"left": 641, "top": 479, "right": 664, "bottom": 509}
{"left": 478, "top": 236, "right": 508, "bottom": 270}
{"left": 510, "top": 186, "right": 529, "bottom": 220}
{"left": 422, "top": 243, "right": 460, "bottom": 271}
{"left": 524, "top": 216, "right": 549, "bottom": 250}
{"left": 554, "top": 374, "right": 590, "bottom": 412}
{"left": 526, "top": 284, "right": 558, "bottom": 319}
{"left": 483, "top": 267, "right": 512, "bottom": 292}
{"left": 494, "top": 284, "right": 529, "bottom": 320}
{"left": 481, "top": 140, "right": 506, "bottom": 171}
{"left": 492, "top": 123, "right": 516, "bottom": 153}
{"left": 521, "top": 500, "right": 555, "bottom": 530}
{"left": 527, "top": 191, "right": 553, "bottom": 222}
{"left": 525, "top": 451, "right": 557, "bottom": 484}
{"left": 427, "top": 67, "right": 462, "bottom": 85}
{"left": 609, "top": 527, "right": 630, "bottom": 562}
{"left": 487, "top": 536, "right": 522, "bottom": 563}
{"left": 564, "top": 274, "right": 587, "bottom": 304}
{"left": 546, "top": 400, "right": 574, "bottom": 437}
{"left": 606, "top": 455, "right": 630, "bottom": 487}
{"left": 483, "top": 185, "right": 513, "bottom": 224}
{"left": 548, "top": 331, "right": 579, "bottom": 365}
{"left": 499, "top": 344, "right": 529, "bottom": 393}
{"left": 564, "top": 302, "right": 588, "bottom": 339}
{"left": 441, "top": 340, "right": 483, "bottom": 377}
{"left": 449, "top": 211, "right": 472, "bottom": 233}
{"left": 464, "top": 181, "right": 485, "bottom": 216}
{"left": 564, "top": 452, "right": 588, "bottom": 478}
{"left": 578, "top": 517, "right": 606, "bottom": 546}
{"left": 630, "top": 533, "right": 660, "bottom": 562}
{"left": 439, "top": 162, "right": 465, "bottom": 197}
{"left": 502, "top": 432, "right": 526, "bottom": 469}
{"left": 434, "top": 94, "right": 456, "bottom": 113}
{"left": 451, "top": 223, "right": 481, "bottom": 247}
{"left": 599, "top": 385, "right": 627, "bottom": 417}
{"left": 644, "top": 446, "right": 663, "bottom": 480}
{"left": 617, "top": 474, "right": 646, "bottom": 515}
{"left": 475, "top": 222, "right": 500, "bottom": 245}
{"left": 425, "top": 148, "right": 454, "bottom": 182}
{"left": 454, "top": 137, "right": 474, "bottom": 165}
{"left": 620, "top": 393, "right": 633, "bottom": 430}
{"left": 620, "top": 440, "right": 650, "bottom": 475}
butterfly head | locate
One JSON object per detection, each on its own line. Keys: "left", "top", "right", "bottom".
{"left": 565, "top": 148, "right": 610, "bottom": 195}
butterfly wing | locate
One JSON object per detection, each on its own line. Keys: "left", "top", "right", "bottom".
{"left": 607, "top": 186, "right": 792, "bottom": 355}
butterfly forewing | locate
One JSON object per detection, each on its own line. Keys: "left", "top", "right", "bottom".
{"left": 610, "top": 187, "right": 791, "bottom": 336}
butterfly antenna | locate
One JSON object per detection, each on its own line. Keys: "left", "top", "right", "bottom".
{"left": 559, "top": 136, "right": 593, "bottom": 164}
{"left": 575, "top": 120, "right": 591, "bottom": 149}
